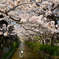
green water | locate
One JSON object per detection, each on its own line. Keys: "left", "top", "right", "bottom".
{"left": 12, "top": 42, "right": 43, "bottom": 59}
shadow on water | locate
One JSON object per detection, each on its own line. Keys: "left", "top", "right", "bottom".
{"left": 12, "top": 42, "right": 43, "bottom": 59}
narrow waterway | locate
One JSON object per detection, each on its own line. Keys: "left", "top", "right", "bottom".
{"left": 11, "top": 42, "right": 43, "bottom": 59}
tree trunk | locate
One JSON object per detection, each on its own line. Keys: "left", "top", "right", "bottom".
{"left": 46, "top": 39, "right": 48, "bottom": 45}
{"left": 51, "top": 35, "right": 54, "bottom": 46}
{"left": 42, "top": 40, "right": 44, "bottom": 45}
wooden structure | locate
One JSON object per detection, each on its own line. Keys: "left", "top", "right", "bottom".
{"left": 0, "top": 15, "right": 19, "bottom": 58}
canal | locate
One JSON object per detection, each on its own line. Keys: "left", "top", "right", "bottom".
{"left": 11, "top": 42, "right": 43, "bottom": 59}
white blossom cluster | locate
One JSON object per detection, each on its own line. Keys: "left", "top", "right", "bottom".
{"left": 0, "top": 0, "right": 59, "bottom": 38}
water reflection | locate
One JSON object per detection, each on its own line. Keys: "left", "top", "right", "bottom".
{"left": 19, "top": 50, "right": 24, "bottom": 57}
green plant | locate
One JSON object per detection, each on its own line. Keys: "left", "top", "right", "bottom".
{"left": 2, "top": 51, "right": 12, "bottom": 59}
{"left": 56, "top": 40, "right": 59, "bottom": 43}
{"left": 11, "top": 41, "right": 17, "bottom": 50}
{"left": 40, "top": 44, "right": 59, "bottom": 56}
{"left": 26, "top": 41, "right": 59, "bottom": 56}
{"left": 33, "top": 36, "right": 41, "bottom": 40}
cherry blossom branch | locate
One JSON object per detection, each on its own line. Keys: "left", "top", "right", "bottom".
{"left": 52, "top": 4, "right": 59, "bottom": 11}
{"left": 6, "top": 1, "right": 42, "bottom": 13}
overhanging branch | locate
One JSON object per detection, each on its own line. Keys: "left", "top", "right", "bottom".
{"left": 6, "top": 1, "right": 42, "bottom": 13}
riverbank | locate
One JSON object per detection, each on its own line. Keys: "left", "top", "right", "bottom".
{"left": 25, "top": 41, "right": 59, "bottom": 59}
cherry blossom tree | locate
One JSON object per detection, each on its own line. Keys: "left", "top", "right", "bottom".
{"left": 0, "top": 0, "right": 59, "bottom": 44}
